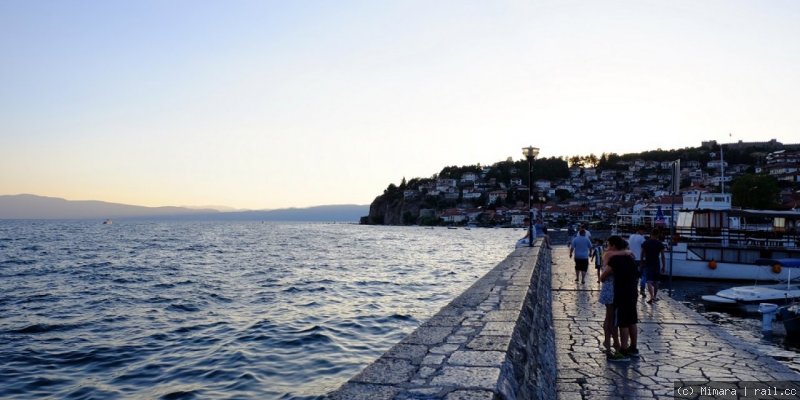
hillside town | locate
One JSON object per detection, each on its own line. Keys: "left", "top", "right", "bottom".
{"left": 363, "top": 139, "right": 800, "bottom": 228}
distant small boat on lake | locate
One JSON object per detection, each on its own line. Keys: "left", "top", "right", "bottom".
{"left": 103, "top": 219, "right": 113, "bottom": 225}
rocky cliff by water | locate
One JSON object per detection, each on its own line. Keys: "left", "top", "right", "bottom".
{"left": 362, "top": 194, "right": 422, "bottom": 225}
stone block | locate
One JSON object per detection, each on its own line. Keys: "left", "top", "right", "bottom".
{"left": 422, "top": 354, "right": 446, "bottom": 365}
{"left": 328, "top": 383, "right": 401, "bottom": 400}
{"left": 384, "top": 343, "right": 429, "bottom": 361}
{"left": 423, "top": 315, "right": 466, "bottom": 328}
{"left": 396, "top": 387, "right": 445, "bottom": 399}
{"left": 498, "top": 300, "right": 524, "bottom": 311}
{"left": 482, "top": 310, "right": 520, "bottom": 322}
{"left": 446, "top": 335, "right": 469, "bottom": 344}
{"left": 448, "top": 351, "right": 507, "bottom": 367}
{"left": 418, "top": 366, "right": 438, "bottom": 378}
{"left": 456, "top": 327, "right": 477, "bottom": 336}
{"left": 444, "top": 389, "right": 496, "bottom": 400}
{"left": 351, "top": 358, "right": 416, "bottom": 385}
{"left": 467, "top": 335, "right": 511, "bottom": 351}
{"left": 436, "top": 306, "right": 464, "bottom": 317}
{"left": 480, "top": 322, "right": 516, "bottom": 335}
{"left": 405, "top": 327, "right": 453, "bottom": 345}
{"left": 452, "top": 294, "right": 489, "bottom": 308}
{"left": 430, "top": 343, "right": 460, "bottom": 354}
{"left": 430, "top": 366, "right": 501, "bottom": 390}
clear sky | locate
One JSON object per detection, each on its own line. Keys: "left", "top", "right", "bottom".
{"left": 1, "top": 1, "right": 798, "bottom": 209}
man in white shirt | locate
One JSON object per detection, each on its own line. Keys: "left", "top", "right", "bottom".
{"left": 627, "top": 227, "right": 646, "bottom": 297}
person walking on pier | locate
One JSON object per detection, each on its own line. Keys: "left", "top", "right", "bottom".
{"left": 642, "top": 228, "right": 666, "bottom": 304}
{"left": 601, "top": 235, "right": 639, "bottom": 358}
{"left": 627, "top": 227, "right": 646, "bottom": 297}
{"left": 591, "top": 239, "right": 604, "bottom": 283}
{"left": 569, "top": 229, "right": 592, "bottom": 283}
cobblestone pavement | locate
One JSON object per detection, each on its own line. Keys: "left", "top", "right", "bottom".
{"left": 552, "top": 245, "right": 800, "bottom": 399}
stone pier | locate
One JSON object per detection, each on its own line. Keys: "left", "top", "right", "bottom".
{"left": 328, "top": 242, "right": 554, "bottom": 400}
{"left": 327, "top": 243, "right": 800, "bottom": 399}
{"left": 552, "top": 245, "right": 800, "bottom": 399}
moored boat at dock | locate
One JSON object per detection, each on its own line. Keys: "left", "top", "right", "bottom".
{"left": 617, "top": 190, "right": 800, "bottom": 281}
{"left": 700, "top": 259, "right": 800, "bottom": 313}
{"left": 668, "top": 205, "right": 800, "bottom": 280}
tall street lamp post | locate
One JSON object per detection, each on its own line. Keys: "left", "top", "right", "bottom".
{"left": 522, "top": 146, "right": 540, "bottom": 247}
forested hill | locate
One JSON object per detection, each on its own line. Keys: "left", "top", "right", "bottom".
{"left": 362, "top": 141, "right": 797, "bottom": 226}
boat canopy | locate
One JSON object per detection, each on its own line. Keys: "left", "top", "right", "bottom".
{"left": 730, "top": 209, "right": 800, "bottom": 219}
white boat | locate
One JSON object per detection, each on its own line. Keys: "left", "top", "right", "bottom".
{"left": 667, "top": 203, "right": 800, "bottom": 281}
{"left": 701, "top": 259, "right": 800, "bottom": 313}
{"left": 103, "top": 219, "right": 113, "bottom": 225}
{"left": 618, "top": 190, "right": 800, "bottom": 281}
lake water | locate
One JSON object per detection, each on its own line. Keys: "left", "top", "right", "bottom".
{"left": 0, "top": 221, "right": 520, "bottom": 399}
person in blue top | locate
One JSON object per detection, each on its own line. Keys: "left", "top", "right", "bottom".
{"left": 569, "top": 229, "right": 593, "bottom": 283}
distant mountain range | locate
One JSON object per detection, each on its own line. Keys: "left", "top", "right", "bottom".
{"left": 0, "top": 194, "right": 368, "bottom": 222}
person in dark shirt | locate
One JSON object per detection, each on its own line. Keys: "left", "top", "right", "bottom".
{"left": 641, "top": 229, "right": 666, "bottom": 304}
{"left": 600, "top": 235, "right": 639, "bottom": 358}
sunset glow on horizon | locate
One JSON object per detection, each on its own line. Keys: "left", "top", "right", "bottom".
{"left": 2, "top": 1, "right": 798, "bottom": 209}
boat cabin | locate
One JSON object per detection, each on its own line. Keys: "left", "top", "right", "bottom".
{"left": 675, "top": 208, "right": 800, "bottom": 263}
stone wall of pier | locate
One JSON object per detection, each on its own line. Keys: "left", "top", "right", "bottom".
{"left": 327, "top": 243, "right": 555, "bottom": 400}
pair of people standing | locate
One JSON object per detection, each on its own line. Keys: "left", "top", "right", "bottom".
{"left": 599, "top": 236, "right": 639, "bottom": 361}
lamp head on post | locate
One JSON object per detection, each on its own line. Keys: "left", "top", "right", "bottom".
{"left": 522, "top": 146, "right": 539, "bottom": 247}
{"left": 522, "top": 146, "right": 540, "bottom": 159}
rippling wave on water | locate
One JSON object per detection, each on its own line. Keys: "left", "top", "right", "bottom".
{"left": 0, "top": 221, "right": 519, "bottom": 399}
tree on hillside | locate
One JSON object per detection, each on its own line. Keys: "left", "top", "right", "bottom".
{"left": 597, "top": 153, "right": 626, "bottom": 170}
{"left": 439, "top": 164, "right": 482, "bottom": 179}
{"left": 407, "top": 177, "right": 434, "bottom": 190}
{"left": 585, "top": 154, "right": 599, "bottom": 168}
{"left": 532, "top": 157, "right": 569, "bottom": 180}
{"left": 731, "top": 174, "right": 780, "bottom": 209}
